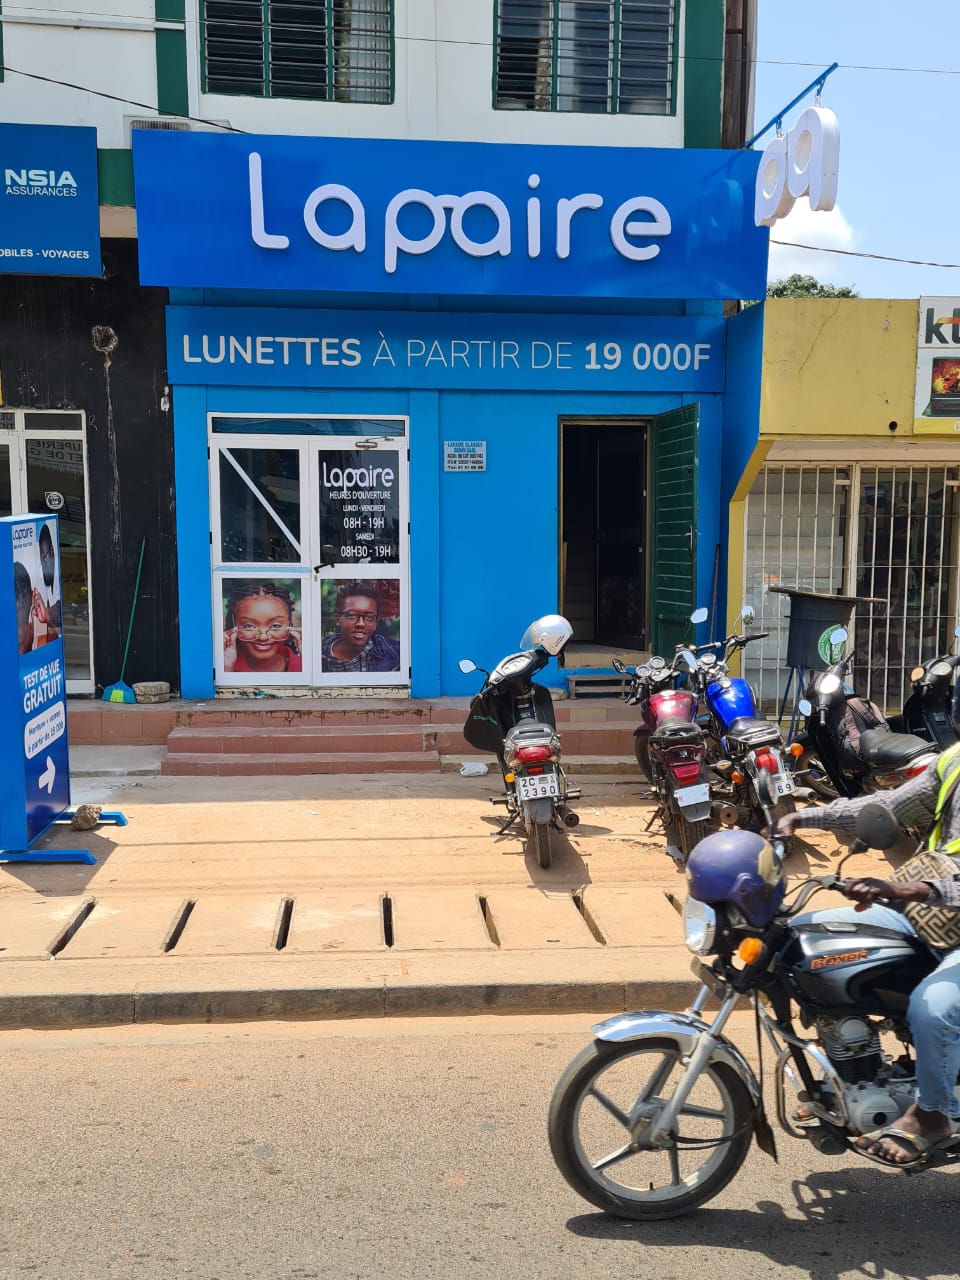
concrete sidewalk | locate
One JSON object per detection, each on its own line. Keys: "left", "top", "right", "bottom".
{"left": 0, "top": 758, "right": 875, "bottom": 1028}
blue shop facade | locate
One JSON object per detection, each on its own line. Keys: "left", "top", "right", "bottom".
{"left": 132, "top": 131, "right": 768, "bottom": 700}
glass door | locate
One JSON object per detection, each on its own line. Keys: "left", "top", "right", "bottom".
{"left": 210, "top": 415, "right": 409, "bottom": 688}
{"left": 0, "top": 410, "right": 94, "bottom": 692}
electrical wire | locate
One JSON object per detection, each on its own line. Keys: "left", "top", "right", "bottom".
{"left": 2, "top": 66, "right": 246, "bottom": 130}
{"left": 2, "top": 4, "right": 960, "bottom": 77}
{"left": 771, "top": 241, "right": 960, "bottom": 270}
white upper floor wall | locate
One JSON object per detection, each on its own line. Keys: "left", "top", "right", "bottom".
{"left": 0, "top": 0, "right": 704, "bottom": 150}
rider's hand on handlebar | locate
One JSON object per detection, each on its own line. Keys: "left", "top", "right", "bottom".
{"left": 774, "top": 812, "right": 804, "bottom": 838}
{"left": 838, "top": 877, "right": 934, "bottom": 912}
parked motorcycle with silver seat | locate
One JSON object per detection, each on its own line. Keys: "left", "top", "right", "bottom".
{"left": 547, "top": 781, "right": 960, "bottom": 1220}
{"left": 459, "top": 614, "right": 579, "bottom": 869}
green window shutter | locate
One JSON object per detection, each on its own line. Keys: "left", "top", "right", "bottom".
{"left": 201, "top": 0, "right": 393, "bottom": 103}
{"left": 682, "top": 0, "right": 723, "bottom": 147}
{"left": 494, "top": 0, "right": 678, "bottom": 116}
{"left": 649, "top": 403, "right": 699, "bottom": 655}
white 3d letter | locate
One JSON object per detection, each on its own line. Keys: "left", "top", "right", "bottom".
{"left": 303, "top": 184, "right": 366, "bottom": 252}
{"left": 610, "top": 196, "right": 672, "bottom": 261}
{"left": 447, "top": 192, "right": 511, "bottom": 259}
{"left": 248, "top": 152, "right": 289, "bottom": 249}
{"left": 384, "top": 189, "right": 447, "bottom": 273}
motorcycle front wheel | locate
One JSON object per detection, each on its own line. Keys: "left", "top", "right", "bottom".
{"left": 548, "top": 1037, "right": 754, "bottom": 1220}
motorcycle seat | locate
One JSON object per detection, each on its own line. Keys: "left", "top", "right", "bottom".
{"left": 725, "top": 716, "right": 781, "bottom": 747}
{"left": 860, "top": 728, "right": 935, "bottom": 768}
{"left": 651, "top": 719, "right": 702, "bottom": 746}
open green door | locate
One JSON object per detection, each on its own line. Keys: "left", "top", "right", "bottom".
{"left": 650, "top": 404, "right": 699, "bottom": 655}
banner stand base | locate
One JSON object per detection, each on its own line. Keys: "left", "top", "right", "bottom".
{"left": 0, "top": 849, "right": 96, "bottom": 864}
{"left": 0, "top": 810, "right": 128, "bottom": 863}
{"left": 58, "top": 810, "right": 129, "bottom": 828}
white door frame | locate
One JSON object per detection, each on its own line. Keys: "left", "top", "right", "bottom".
{"left": 0, "top": 408, "right": 95, "bottom": 694}
{"left": 208, "top": 415, "right": 410, "bottom": 689}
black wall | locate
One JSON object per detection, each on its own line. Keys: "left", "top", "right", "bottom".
{"left": 0, "top": 239, "right": 179, "bottom": 693}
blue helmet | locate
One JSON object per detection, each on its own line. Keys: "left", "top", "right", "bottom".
{"left": 686, "top": 829, "right": 785, "bottom": 928}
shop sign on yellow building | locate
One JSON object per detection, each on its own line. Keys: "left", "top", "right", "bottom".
{"left": 915, "top": 297, "right": 960, "bottom": 434}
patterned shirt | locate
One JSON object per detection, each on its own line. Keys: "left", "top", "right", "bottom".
{"left": 793, "top": 762, "right": 960, "bottom": 907}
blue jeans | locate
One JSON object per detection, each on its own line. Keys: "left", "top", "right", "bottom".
{"left": 798, "top": 904, "right": 960, "bottom": 1118}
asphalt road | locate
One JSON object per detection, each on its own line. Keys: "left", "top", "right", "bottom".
{"left": 0, "top": 1013, "right": 952, "bottom": 1280}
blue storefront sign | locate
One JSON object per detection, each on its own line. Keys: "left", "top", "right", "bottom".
{"left": 0, "top": 124, "right": 101, "bottom": 276}
{"left": 166, "top": 307, "right": 726, "bottom": 392}
{"left": 0, "top": 515, "right": 71, "bottom": 851}
{"left": 134, "top": 132, "right": 767, "bottom": 300}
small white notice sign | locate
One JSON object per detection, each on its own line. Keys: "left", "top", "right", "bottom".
{"left": 443, "top": 440, "right": 486, "bottom": 472}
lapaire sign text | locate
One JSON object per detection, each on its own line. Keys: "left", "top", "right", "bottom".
{"left": 135, "top": 133, "right": 769, "bottom": 301}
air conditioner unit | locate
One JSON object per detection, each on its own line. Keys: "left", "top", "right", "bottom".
{"left": 125, "top": 115, "right": 232, "bottom": 143}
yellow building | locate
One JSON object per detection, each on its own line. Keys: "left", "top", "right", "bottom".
{"left": 730, "top": 298, "right": 960, "bottom": 711}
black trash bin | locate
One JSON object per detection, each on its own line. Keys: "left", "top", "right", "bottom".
{"left": 767, "top": 586, "right": 864, "bottom": 672}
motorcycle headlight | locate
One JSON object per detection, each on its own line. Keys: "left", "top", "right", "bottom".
{"left": 682, "top": 897, "right": 717, "bottom": 956}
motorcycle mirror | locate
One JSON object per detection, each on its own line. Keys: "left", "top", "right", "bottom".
{"left": 458, "top": 658, "right": 477, "bottom": 674}
{"left": 829, "top": 627, "right": 848, "bottom": 646}
{"left": 854, "top": 803, "right": 904, "bottom": 851}
{"left": 798, "top": 698, "right": 812, "bottom": 716}
{"left": 612, "top": 658, "right": 627, "bottom": 674}
{"left": 740, "top": 603, "right": 756, "bottom": 627}
{"left": 678, "top": 648, "right": 697, "bottom": 672}
{"left": 690, "top": 607, "right": 709, "bottom": 625}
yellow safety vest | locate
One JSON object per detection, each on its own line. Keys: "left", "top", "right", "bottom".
{"left": 927, "top": 743, "right": 960, "bottom": 854}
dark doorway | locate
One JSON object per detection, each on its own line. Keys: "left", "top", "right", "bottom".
{"left": 561, "top": 421, "right": 647, "bottom": 648}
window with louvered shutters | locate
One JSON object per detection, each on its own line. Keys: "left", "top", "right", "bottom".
{"left": 202, "top": 0, "right": 393, "bottom": 103}
{"left": 495, "top": 0, "right": 676, "bottom": 115}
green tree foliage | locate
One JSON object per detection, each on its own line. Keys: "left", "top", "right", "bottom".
{"left": 766, "top": 273, "right": 859, "bottom": 298}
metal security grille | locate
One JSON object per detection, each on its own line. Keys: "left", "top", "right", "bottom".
{"left": 743, "top": 463, "right": 960, "bottom": 714}
{"left": 202, "top": 0, "right": 393, "bottom": 102}
{"left": 495, "top": 0, "right": 676, "bottom": 115}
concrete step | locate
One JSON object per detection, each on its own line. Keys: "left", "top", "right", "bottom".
{"left": 161, "top": 751, "right": 440, "bottom": 776}
{"left": 165, "top": 723, "right": 441, "bottom": 754}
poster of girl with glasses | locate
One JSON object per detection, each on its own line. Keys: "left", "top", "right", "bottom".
{"left": 222, "top": 579, "right": 303, "bottom": 675}
{"left": 320, "top": 579, "right": 401, "bottom": 674}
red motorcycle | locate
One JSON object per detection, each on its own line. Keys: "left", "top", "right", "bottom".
{"left": 614, "top": 640, "right": 723, "bottom": 863}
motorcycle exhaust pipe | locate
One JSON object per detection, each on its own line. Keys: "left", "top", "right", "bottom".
{"left": 712, "top": 801, "right": 739, "bottom": 828}
{"left": 557, "top": 805, "right": 580, "bottom": 829}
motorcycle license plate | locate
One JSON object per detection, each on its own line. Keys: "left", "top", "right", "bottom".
{"left": 676, "top": 783, "right": 710, "bottom": 808}
{"left": 772, "top": 772, "right": 795, "bottom": 797}
{"left": 515, "top": 772, "right": 560, "bottom": 801}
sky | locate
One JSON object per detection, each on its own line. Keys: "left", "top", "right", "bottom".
{"left": 755, "top": 2, "right": 959, "bottom": 298}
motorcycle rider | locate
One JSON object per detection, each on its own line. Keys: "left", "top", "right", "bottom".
{"left": 778, "top": 743, "right": 960, "bottom": 1167}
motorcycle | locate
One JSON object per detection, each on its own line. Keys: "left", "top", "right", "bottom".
{"left": 613, "top": 607, "right": 715, "bottom": 863}
{"left": 792, "top": 634, "right": 938, "bottom": 802}
{"left": 891, "top": 632, "right": 960, "bottom": 750}
{"left": 684, "top": 606, "right": 797, "bottom": 830}
{"left": 459, "top": 614, "right": 580, "bottom": 869}
{"left": 547, "top": 781, "right": 959, "bottom": 1220}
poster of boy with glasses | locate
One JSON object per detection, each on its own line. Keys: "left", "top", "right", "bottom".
{"left": 320, "top": 579, "right": 400, "bottom": 674}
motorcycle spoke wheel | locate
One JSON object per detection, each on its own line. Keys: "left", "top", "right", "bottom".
{"left": 548, "top": 1038, "right": 753, "bottom": 1220}
{"left": 532, "top": 822, "right": 553, "bottom": 868}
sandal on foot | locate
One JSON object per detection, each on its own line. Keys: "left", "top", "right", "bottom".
{"left": 854, "top": 1125, "right": 958, "bottom": 1169}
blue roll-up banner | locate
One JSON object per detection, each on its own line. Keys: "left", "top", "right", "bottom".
{"left": 0, "top": 514, "right": 72, "bottom": 852}
{"left": 0, "top": 123, "right": 101, "bottom": 276}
